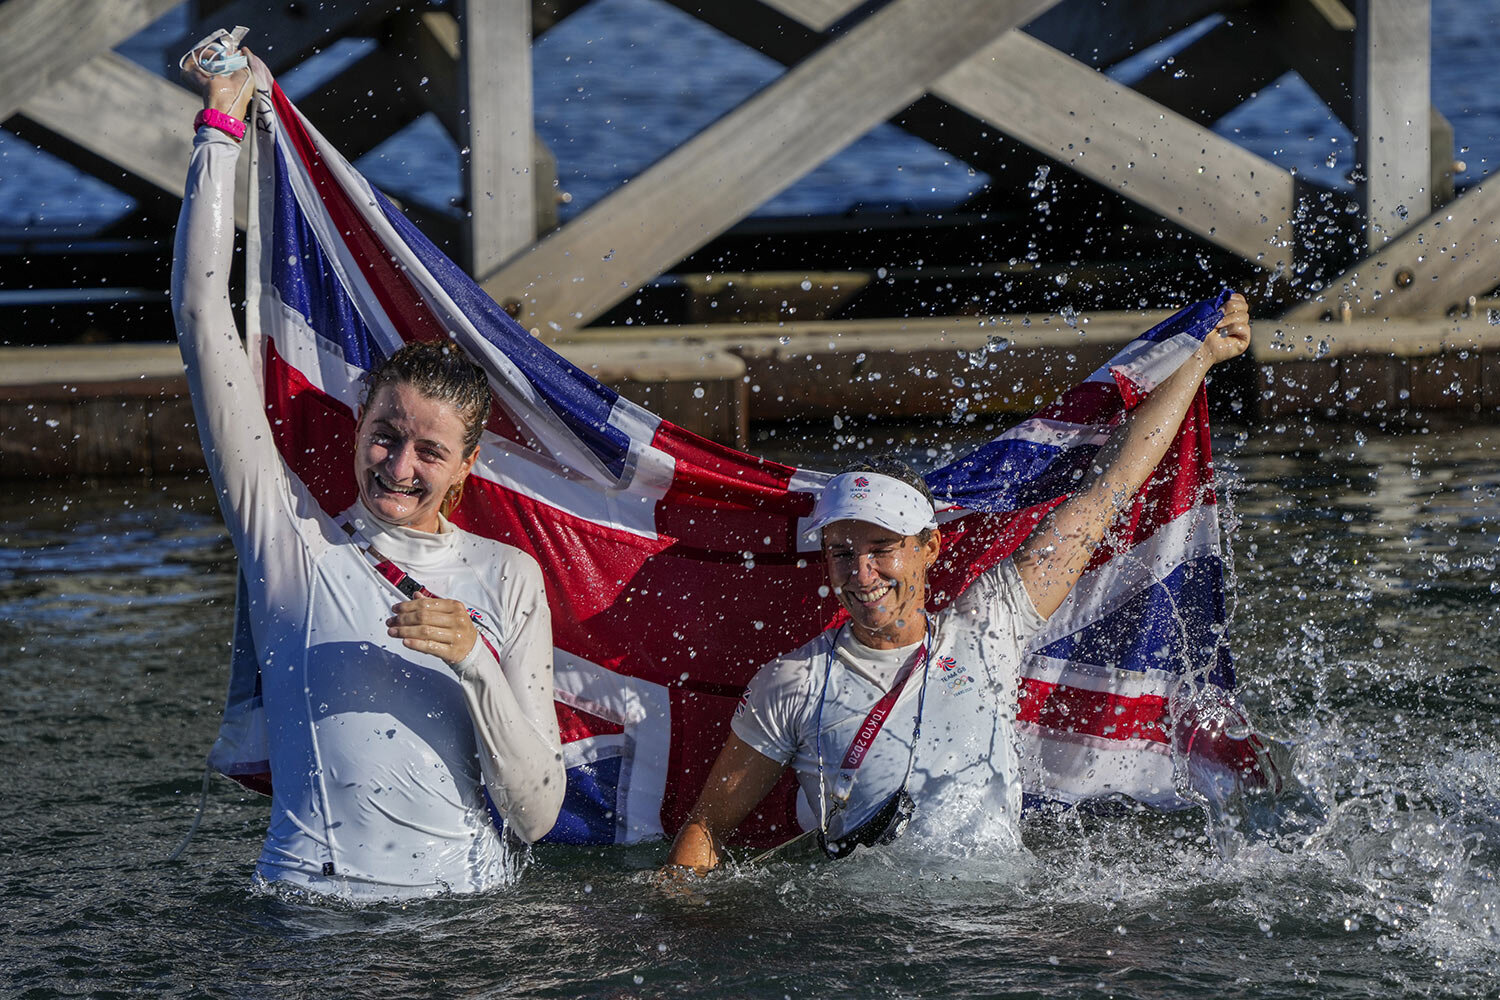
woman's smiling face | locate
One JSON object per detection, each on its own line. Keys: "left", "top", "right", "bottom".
{"left": 354, "top": 381, "right": 477, "bottom": 533}
{"left": 821, "top": 519, "right": 940, "bottom": 648}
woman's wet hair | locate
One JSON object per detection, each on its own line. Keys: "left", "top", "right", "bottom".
{"left": 362, "top": 340, "right": 492, "bottom": 456}
{"left": 841, "top": 457, "right": 937, "bottom": 544}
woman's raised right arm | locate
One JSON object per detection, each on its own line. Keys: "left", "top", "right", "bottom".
{"left": 170, "top": 58, "right": 299, "bottom": 554}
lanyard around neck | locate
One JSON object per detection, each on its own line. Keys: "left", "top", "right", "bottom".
{"left": 815, "top": 614, "right": 933, "bottom": 823}
{"left": 339, "top": 516, "right": 502, "bottom": 661}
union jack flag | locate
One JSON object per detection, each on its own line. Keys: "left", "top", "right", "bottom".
{"left": 206, "top": 79, "right": 1270, "bottom": 846}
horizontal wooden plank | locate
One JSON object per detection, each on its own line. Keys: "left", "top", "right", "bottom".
{"left": 555, "top": 310, "right": 1176, "bottom": 350}
{"left": 0, "top": 340, "right": 746, "bottom": 387}
{"left": 1254, "top": 317, "right": 1500, "bottom": 360}
{"left": 0, "top": 343, "right": 186, "bottom": 387}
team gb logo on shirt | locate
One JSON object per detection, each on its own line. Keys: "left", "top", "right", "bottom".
{"left": 936, "top": 654, "right": 973, "bottom": 695}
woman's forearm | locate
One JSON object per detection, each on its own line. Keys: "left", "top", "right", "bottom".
{"left": 451, "top": 580, "right": 565, "bottom": 843}
{"left": 1015, "top": 349, "right": 1217, "bottom": 618}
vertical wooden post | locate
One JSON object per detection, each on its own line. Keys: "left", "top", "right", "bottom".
{"left": 1354, "top": 0, "right": 1430, "bottom": 248}
{"left": 459, "top": 0, "right": 535, "bottom": 278}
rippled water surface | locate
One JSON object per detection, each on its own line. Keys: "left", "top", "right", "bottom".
{"left": 3, "top": 420, "right": 1499, "bottom": 998}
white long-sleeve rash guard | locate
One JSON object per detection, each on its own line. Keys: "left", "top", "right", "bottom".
{"left": 171, "top": 127, "right": 565, "bottom": 899}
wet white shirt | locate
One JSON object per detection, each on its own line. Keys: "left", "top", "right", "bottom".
{"left": 732, "top": 558, "right": 1046, "bottom": 852}
{"left": 172, "top": 127, "right": 564, "bottom": 899}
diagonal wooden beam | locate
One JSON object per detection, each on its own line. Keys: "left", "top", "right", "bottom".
{"left": 758, "top": 0, "right": 858, "bottom": 33}
{"left": 684, "top": 0, "right": 1296, "bottom": 268}
{"left": 1280, "top": 178, "right": 1500, "bottom": 322}
{"left": 16, "top": 51, "right": 249, "bottom": 228}
{"left": 0, "top": 0, "right": 180, "bottom": 123}
{"left": 483, "top": 0, "right": 1062, "bottom": 335}
{"left": 932, "top": 32, "right": 1296, "bottom": 269}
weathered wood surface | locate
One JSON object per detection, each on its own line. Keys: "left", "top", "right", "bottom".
{"left": 459, "top": 0, "right": 536, "bottom": 274}
{"left": 1258, "top": 351, "right": 1500, "bottom": 418}
{"left": 0, "top": 0, "right": 179, "bottom": 122}
{"left": 1355, "top": 0, "right": 1431, "bottom": 246}
{"left": 555, "top": 310, "right": 1175, "bottom": 349}
{"left": 1254, "top": 317, "right": 1500, "bottom": 360}
{"left": 693, "top": 0, "right": 1295, "bottom": 271}
{"left": 931, "top": 32, "right": 1295, "bottom": 270}
{"left": 379, "top": 10, "right": 557, "bottom": 239}
{"left": 481, "top": 0, "right": 1062, "bottom": 334}
{"left": 758, "top": 0, "right": 855, "bottom": 33}
{"left": 1280, "top": 178, "right": 1500, "bottom": 322}
{"left": 0, "top": 341, "right": 751, "bottom": 478}
{"left": 17, "top": 52, "right": 250, "bottom": 228}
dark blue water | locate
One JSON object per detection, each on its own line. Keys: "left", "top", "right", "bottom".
{"left": 2, "top": 0, "right": 1497, "bottom": 234}
{"left": 3, "top": 421, "right": 1500, "bottom": 998}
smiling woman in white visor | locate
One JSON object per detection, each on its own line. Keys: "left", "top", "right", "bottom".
{"left": 664, "top": 295, "right": 1253, "bottom": 872}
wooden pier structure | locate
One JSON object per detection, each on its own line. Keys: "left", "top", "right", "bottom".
{"left": 2, "top": 0, "right": 1497, "bottom": 478}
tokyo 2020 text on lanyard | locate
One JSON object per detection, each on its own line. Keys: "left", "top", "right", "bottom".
{"left": 814, "top": 613, "right": 933, "bottom": 831}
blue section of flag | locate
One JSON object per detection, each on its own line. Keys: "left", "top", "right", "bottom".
{"left": 927, "top": 438, "right": 1101, "bottom": 513}
{"left": 1033, "top": 555, "right": 1232, "bottom": 687}
{"left": 1138, "top": 289, "right": 1232, "bottom": 344}
{"left": 371, "top": 192, "right": 635, "bottom": 479}
{"left": 542, "top": 757, "right": 623, "bottom": 845}
{"left": 270, "top": 147, "right": 385, "bottom": 370}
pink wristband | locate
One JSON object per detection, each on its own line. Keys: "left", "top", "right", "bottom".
{"left": 193, "top": 107, "right": 246, "bottom": 142}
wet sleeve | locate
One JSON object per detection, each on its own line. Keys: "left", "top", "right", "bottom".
{"left": 951, "top": 557, "right": 1048, "bottom": 645}
{"left": 729, "top": 656, "right": 809, "bottom": 767}
{"left": 170, "top": 128, "right": 302, "bottom": 558}
{"left": 448, "top": 552, "right": 565, "bottom": 844}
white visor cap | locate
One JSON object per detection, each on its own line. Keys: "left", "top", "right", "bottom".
{"left": 805, "top": 472, "right": 938, "bottom": 541}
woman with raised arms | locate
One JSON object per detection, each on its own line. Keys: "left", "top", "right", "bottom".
{"left": 173, "top": 38, "right": 563, "bottom": 900}
{"left": 665, "top": 296, "right": 1252, "bottom": 871}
